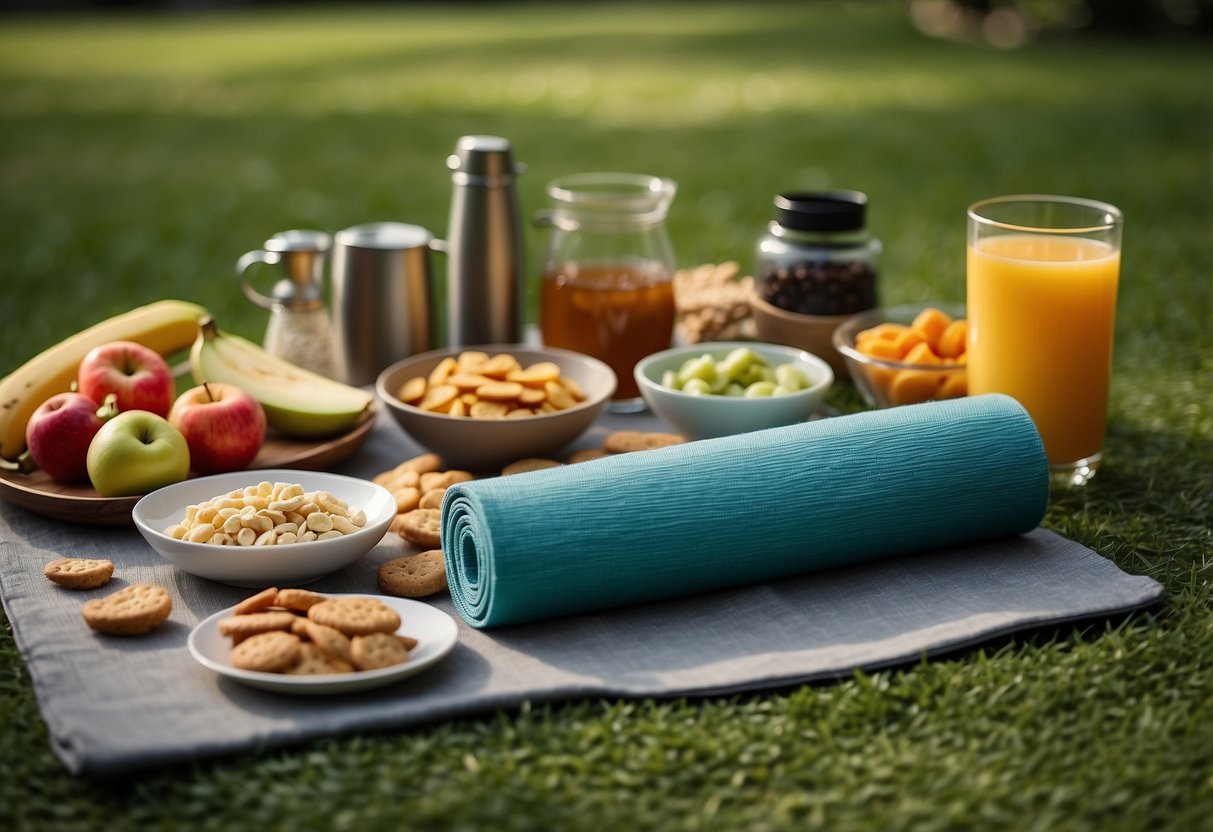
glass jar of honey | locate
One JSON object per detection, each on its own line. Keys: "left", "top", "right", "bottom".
{"left": 538, "top": 173, "right": 677, "bottom": 411}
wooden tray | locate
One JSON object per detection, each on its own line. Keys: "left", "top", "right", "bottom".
{"left": 0, "top": 410, "right": 377, "bottom": 527}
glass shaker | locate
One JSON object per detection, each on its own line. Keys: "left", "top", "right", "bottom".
{"left": 538, "top": 173, "right": 677, "bottom": 412}
{"left": 237, "top": 229, "right": 338, "bottom": 378}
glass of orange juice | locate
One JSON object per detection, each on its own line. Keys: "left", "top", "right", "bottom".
{"left": 966, "top": 195, "right": 1123, "bottom": 486}
{"left": 539, "top": 173, "right": 678, "bottom": 412}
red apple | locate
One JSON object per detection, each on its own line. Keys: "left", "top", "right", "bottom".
{"left": 169, "top": 382, "right": 266, "bottom": 474}
{"left": 25, "top": 392, "right": 113, "bottom": 482}
{"left": 77, "top": 340, "right": 175, "bottom": 417}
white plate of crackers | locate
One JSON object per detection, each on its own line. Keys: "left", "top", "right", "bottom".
{"left": 133, "top": 469, "right": 397, "bottom": 587}
{"left": 188, "top": 590, "right": 459, "bottom": 695}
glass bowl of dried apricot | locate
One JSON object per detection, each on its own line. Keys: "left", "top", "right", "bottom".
{"left": 832, "top": 304, "right": 968, "bottom": 408}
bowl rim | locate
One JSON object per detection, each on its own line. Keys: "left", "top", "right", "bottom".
{"left": 375, "top": 343, "right": 617, "bottom": 422}
{"left": 634, "top": 340, "right": 834, "bottom": 402}
{"left": 832, "top": 303, "right": 967, "bottom": 372}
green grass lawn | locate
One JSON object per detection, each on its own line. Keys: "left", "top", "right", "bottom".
{"left": 1, "top": 2, "right": 1210, "bottom": 829}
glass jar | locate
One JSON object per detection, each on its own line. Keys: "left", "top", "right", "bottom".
{"left": 538, "top": 173, "right": 677, "bottom": 411}
{"left": 756, "top": 190, "right": 880, "bottom": 317}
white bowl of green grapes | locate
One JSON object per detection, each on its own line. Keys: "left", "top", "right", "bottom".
{"left": 634, "top": 342, "right": 834, "bottom": 440}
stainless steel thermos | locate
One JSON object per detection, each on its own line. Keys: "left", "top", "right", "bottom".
{"left": 445, "top": 135, "right": 525, "bottom": 347}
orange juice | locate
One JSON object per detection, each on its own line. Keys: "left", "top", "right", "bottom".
{"left": 967, "top": 234, "right": 1119, "bottom": 465}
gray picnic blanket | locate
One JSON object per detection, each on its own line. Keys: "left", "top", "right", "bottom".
{"left": 0, "top": 407, "right": 1164, "bottom": 776}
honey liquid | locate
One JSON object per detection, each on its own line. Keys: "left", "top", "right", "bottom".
{"left": 540, "top": 263, "right": 675, "bottom": 400}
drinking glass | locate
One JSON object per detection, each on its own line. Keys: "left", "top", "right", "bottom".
{"left": 966, "top": 195, "right": 1123, "bottom": 486}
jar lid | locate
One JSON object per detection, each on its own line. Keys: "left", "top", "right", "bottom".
{"left": 774, "top": 190, "right": 867, "bottom": 232}
{"left": 446, "top": 135, "right": 524, "bottom": 186}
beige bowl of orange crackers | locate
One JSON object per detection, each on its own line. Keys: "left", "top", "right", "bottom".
{"left": 375, "top": 344, "right": 616, "bottom": 472}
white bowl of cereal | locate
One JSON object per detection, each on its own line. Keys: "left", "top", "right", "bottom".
{"left": 132, "top": 469, "right": 396, "bottom": 587}
{"left": 375, "top": 344, "right": 616, "bottom": 472}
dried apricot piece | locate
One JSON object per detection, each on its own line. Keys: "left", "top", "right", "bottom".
{"left": 936, "top": 320, "right": 969, "bottom": 359}
{"left": 889, "top": 369, "right": 946, "bottom": 405}
{"left": 857, "top": 338, "right": 902, "bottom": 361}
{"left": 903, "top": 342, "right": 943, "bottom": 366}
{"left": 911, "top": 307, "right": 953, "bottom": 351}
{"left": 891, "top": 328, "right": 925, "bottom": 359}
{"left": 938, "top": 371, "right": 968, "bottom": 399}
{"left": 856, "top": 322, "right": 905, "bottom": 344}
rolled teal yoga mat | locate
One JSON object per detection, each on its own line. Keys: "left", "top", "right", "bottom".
{"left": 442, "top": 393, "right": 1049, "bottom": 628}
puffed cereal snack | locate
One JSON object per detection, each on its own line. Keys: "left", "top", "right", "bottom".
{"left": 163, "top": 481, "right": 368, "bottom": 546}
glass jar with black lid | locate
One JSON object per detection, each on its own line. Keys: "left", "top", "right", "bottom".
{"left": 756, "top": 190, "right": 880, "bottom": 317}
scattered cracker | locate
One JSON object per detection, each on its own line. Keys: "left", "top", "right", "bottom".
{"left": 394, "top": 507, "right": 443, "bottom": 550}
{"left": 81, "top": 583, "right": 172, "bottom": 636}
{"left": 378, "top": 550, "right": 448, "bottom": 598}
{"left": 44, "top": 558, "right": 114, "bottom": 590}
{"left": 603, "top": 430, "right": 686, "bottom": 453}
{"left": 568, "top": 448, "right": 611, "bottom": 464}
{"left": 418, "top": 488, "right": 446, "bottom": 510}
{"left": 501, "top": 458, "right": 562, "bottom": 476}
{"left": 392, "top": 486, "right": 422, "bottom": 514}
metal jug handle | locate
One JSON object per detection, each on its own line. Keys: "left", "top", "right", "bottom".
{"left": 428, "top": 238, "right": 449, "bottom": 255}
{"left": 237, "top": 249, "right": 282, "bottom": 311}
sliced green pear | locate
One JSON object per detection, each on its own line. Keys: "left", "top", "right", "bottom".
{"left": 190, "top": 317, "right": 372, "bottom": 438}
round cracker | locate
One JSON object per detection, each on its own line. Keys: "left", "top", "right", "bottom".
{"left": 378, "top": 550, "right": 448, "bottom": 598}
{"left": 81, "top": 583, "right": 172, "bottom": 636}
{"left": 232, "top": 586, "right": 280, "bottom": 616}
{"left": 394, "top": 508, "right": 442, "bottom": 549}
{"left": 230, "top": 630, "right": 301, "bottom": 673}
{"left": 44, "top": 557, "right": 114, "bottom": 590}
{"left": 308, "top": 597, "right": 401, "bottom": 637}
{"left": 350, "top": 632, "right": 409, "bottom": 671}
{"left": 286, "top": 642, "right": 355, "bottom": 675}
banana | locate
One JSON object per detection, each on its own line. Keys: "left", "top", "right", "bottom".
{"left": 0, "top": 300, "right": 207, "bottom": 461}
{"left": 190, "top": 317, "right": 372, "bottom": 438}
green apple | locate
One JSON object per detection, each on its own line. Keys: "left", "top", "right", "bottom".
{"left": 87, "top": 410, "right": 190, "bottom": 497}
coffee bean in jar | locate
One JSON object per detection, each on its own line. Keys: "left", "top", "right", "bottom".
{"left": 756, "top": 191, "right": 880, "bottom": 317}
